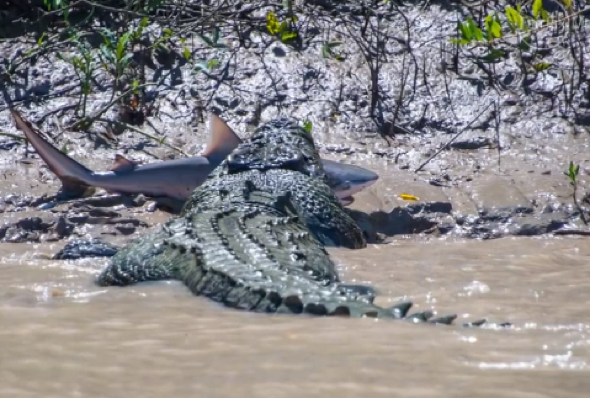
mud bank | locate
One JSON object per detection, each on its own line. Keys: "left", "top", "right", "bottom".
{"left": 0, "top": 129, "right": 589, "bottom": 247}
{"left": 0, "top": 0, "right": 589, "bottom": 246}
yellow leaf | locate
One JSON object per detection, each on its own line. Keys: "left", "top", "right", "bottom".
{"left": 281, "top": 31, "right": 298, "bottom": 42}
{"left": 399, "top": 193, "right": 420, "bottom": 201}
{"left": 266, "top": 12, "right": 280, "bottom": 35}
{"left": 532, "top": 0, "right": 543, "bottom": 19}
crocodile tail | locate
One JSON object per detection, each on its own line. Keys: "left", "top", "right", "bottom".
{"left": 177, "top": 250, "right": 464, "bottom": 322}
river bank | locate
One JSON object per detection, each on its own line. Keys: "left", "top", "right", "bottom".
{"left": 2, "top": 0, "right": 589, "bottom": 246}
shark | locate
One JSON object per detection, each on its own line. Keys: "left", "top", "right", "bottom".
{"left": 9, "top": 107, "right": 379, "bottom": 210}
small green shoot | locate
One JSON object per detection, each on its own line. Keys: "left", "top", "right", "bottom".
{"left": 193, "top": 59, "right": 220, "bottom": 74}
{"left": 198, "top": 27, "right": 227, "bottom": 49}
{"left": 534, "top": 62, "right": 552, "bottom": 72}
{"left": 57, "top": 36, "right": 97, "bottom": 118}
{"left": 99, "top": 29, "right": 134, "bottom": 78}
{"left": 565, "top": 161, "right": 580, "bottom": 185}
{"left": 302, "top": 120, "right": 313, "bottom": 134}
{"left": 565, "top": 160, "right": 580, "bottom": 189}
{"left": 564, "top": 161, "right": 587, "bottom": 225}
{"left": 59, "top": 141, "right": 70, "bottom": 154}
{"left": 43, "top": 0, "right": 70, "bottom": 20}
{"left": 322, "top": 42, "right": 344, "bottom": 61}
{"left": 180, "top": 38, "right": 191, "bottom": 61}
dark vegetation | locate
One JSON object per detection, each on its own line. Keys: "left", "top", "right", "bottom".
{"left": 0, "top": 0, "right": 588, "bottom": 189}
{"left": 1, "top": 0, "right": 588, "bottom": 134}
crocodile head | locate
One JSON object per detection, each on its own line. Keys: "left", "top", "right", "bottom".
{"left": 223, "top": 118, "right": 326, "bottom": 181}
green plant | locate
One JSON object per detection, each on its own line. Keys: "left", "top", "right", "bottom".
{"left": 565, "top": 160, "right": 580, "bottom": 187}
{"left": 43, "top": 0, "right": 70, "bottom": 20}
{"left": 191, "top": 27, "right": 226, "bottom": 75}
{"left": 193, "top": 59, "right": 220, "bottom": 74}
{"left": 564, "top": 161, "right": 587, "bottom": 225}
{"left": 56, "top": 33, "right": 97, "bottom": 119}
{"left": 266, "top": 11, "right": 299, "bottom": 44}
{"left": 449, "top": 0, "right": 581, "bottom": 73}
{"left": 302, "top": 119, "right": 313, "bottom": 134}
{"left": 451, "top": 0, "right": 569, "bottom": 46}
{"left": 96, "top": 18, "right": 155, "bottom": 112}
{"left": 322, "top": 41, "right": 344, "bottom": 61}
{"left": 197, "top": 27, "right": 227, "bottom": 49}
{"left": 131, "top": 0, "right": 166, "bottom": 13}
{"left": 99, "top": 29, "right": 134, "bottom": 97}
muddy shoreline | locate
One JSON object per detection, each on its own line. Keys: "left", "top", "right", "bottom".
{"left": 1, "top": 0, "right": 589, "bottom": 248}
{"left": 1, "top": 123, "right": 589, "bottom": 248}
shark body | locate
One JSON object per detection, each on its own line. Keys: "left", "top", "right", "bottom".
{"left": 10, "top": 108, "right": 378, "bottom": 207}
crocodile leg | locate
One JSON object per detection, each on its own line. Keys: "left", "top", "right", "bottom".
{"left": 53, "top": 238, "right": 120, "bottom": 260}
{"left": 95, "top": 222, "right": 183, "bottom": 285}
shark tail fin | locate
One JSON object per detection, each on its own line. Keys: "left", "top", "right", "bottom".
{"left": 10, "top": 107, "right": 95, "bottom": 198}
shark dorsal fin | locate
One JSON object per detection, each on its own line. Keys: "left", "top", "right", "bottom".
{"left": 110, "top": 154, "right": 138, "bottom": 172}
{"left": 200, "top": 114, "right": 243, "bottom": 162}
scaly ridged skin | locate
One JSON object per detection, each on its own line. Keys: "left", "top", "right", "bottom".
{"left": 183, "top": 168, "right": 366, "bottom": 249}
{"left": 99, "top": 187, "right": 387, "bottom": 316}
{"left": 94, "top": 118, "right": 492, "bottom": 324}
{"left": 181, "top": 118, "right": 366, "bottom": 249}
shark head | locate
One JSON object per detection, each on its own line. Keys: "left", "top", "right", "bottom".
{"left": 321, "top": 159, "right": 379, "bottom": 206}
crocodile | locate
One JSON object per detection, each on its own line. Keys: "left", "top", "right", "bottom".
{"left": 58, "top": 117, "right": 497, "bottom": 325}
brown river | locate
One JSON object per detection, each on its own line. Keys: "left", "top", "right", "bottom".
{"left": 1, "top": 236, "right": 590, "bottom": 397}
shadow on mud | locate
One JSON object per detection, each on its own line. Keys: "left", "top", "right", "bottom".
{"left": 1, "top": 191, "right": 588, "bottom": 245}
{"left": 348, "top": 199, "right": 588, "bottom": 244}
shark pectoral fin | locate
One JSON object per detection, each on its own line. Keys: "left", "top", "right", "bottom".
{"left": 110, "top": 154, "right": 139, "bottom": 172}
{"left": 200, "top": 114, "right": 243, "bottom": 162}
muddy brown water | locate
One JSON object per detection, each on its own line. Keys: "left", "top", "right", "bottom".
{"left": 1, "top": 237, "right": 590, "bottom": 397}
{"left": 1, "top": 127, "right": 590, "bottom": 397}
